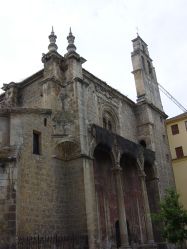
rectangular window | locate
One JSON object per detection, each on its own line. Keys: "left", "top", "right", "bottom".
{"left": 175, "top": 146, "right": 184, "bottom": 159}
{"left": 171, "top": 124, "right": 179, "bottom": 135}
{"left": 185, "top": 121, "right": 187, "bottom": 131}
{"left": 162, "top": 134, "right": 166, "bottom": 142}
{"left": 33, "top": 131, "right": 41, "bottom": 155}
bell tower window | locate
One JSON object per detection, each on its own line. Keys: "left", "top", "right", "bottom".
{"left": 147, "top": 60, "right": 152, "bottom": 75}
{"left": 141, "top": 56, "right": 146, "bottom": 71}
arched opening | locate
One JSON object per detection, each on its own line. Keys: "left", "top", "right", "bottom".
{"left": 54, "top": 141, "right": 79, "bottom": 161}
{"left": 120, "top": 153, "right": 146, "bottom": 244}
{"left": 93, "top": 143, "right": 117, "bottom": 248}
{"left": 139, "top": 140, "right": 146, "bottom": 148}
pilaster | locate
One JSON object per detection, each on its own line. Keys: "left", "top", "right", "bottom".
{"left": 137, "top": 153, "right": 157, "bottom": 248}
{"left": 112, "top": 164, "right": 131, "bottom": 249}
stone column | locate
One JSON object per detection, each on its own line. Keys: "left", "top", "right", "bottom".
{"left": 139, "top": 169, "right": 155, "bottom": 244}
{"left": 112, "top": 164, "right": 131, "bottom": 249}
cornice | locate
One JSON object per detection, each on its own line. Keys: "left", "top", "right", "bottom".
{"left": 135, "top": 100, "right": 168, "bottom": 118}
{"left": 166, "top": 112, "right": 187, "bottom": 124}
{"left": 83, "top": 68, "right": 136, "bottom": 107}
{"left": 0, "top": 108, "right": 52, "bottom": 115}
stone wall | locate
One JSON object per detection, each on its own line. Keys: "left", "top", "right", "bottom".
{"left": 83, "top": 70, "right": 138, "bottom": 145}
{"left": 136, "top": 103, "right": 175, "bottom": 198}
{"left": 0, "top": 161, "right": 16, "bottom": 248}
{"left": 19, "top": 80, "right": 43, "bottom": 108}
{"left": 16, "top": 111, "right": 54, "bottom": 235}
{"left": 65, "top": 158, "right": 87, "bottom": 234}
{"left": 15, "top": 111, "right": 87, "bottom": 236}
{"left": 0, "top": 116, "right": 9, "bottom": 147}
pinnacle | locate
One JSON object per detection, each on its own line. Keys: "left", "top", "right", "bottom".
{"left": 67, "top": 27, "right": 76, "bottom": 53}
{"left": 48, "top": 26, "right": 58, "bottom": 52}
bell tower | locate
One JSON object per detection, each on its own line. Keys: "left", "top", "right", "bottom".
{"left": 131, "top": 35, "right": 163, "bottom": 111}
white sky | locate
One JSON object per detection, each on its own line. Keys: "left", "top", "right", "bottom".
{"left": 0, "top": 0, "right": 186, "bottom": 118}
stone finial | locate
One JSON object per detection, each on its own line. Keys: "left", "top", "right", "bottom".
{"left": 48, "top": 26, "right": 58, "bottom": 52}
{"left": 67, "top": 27, "right": 77, "bottom": 53}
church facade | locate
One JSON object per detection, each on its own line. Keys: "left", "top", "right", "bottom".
{"left": 0, "top": 29, "right": 174, "bottom": 249}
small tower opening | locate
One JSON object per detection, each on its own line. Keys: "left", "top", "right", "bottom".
{"left": 147, "top": 60, "right": 152, "bottom": 75}
{"left": 44, "top": 118, "right": 47, "bottom": 127}
{"left": 141, "top": 56, "right": 146, "bottom": 71}
{"left": 139, "top": 140, "right": 146, "bottom": 148}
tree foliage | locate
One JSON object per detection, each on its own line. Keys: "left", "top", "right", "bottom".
{"left": 153, "top": 188, "right": 187, "bottom": 245}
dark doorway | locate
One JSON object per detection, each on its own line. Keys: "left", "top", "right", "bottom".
{"left": 115, "top": 220, "right": 121, "bottom": 248}
{"left": 127, "top": 220, "right": 131, "bottom": 244}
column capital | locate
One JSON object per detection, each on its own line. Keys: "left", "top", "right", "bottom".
{"left": 137, "top": 152, "right": 144, "bottom": 168}
{"left": 111, "top": 164, "right": 122, "bottom": 173}
{"left": 138, "top": 169, "right": 146, "bottom": 178}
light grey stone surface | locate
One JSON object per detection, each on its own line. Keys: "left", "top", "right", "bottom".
{"left": 0, "top": 31, "right": 174, "bottom": 249}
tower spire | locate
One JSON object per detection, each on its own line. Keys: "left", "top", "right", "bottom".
{"left": 67, "top": 27, "right": 76, "bottom": 53}
{"left": 48, "top": 26, "right": 58, "bottom": 52}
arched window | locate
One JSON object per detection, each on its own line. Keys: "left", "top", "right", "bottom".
{"left": 108, "top": 121, "right": 112, "bottom": 131}
{"left": 102, "top": 110, "right": 116, "bottom": 132}
{"left": 103, "top": 117, "right": 107, "bottom": 129}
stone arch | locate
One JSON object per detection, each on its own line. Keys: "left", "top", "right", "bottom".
{"left": 54, "top": 139, "right": 80, "bottom": 161}
{"left": 100, "top": 105, "right": 119, "bottom": 133}
{"left": 120, "top": 152, "right": 147, "bottom": 244}
{"left": 93, "top": 143, "right": 115, "bottom": 167}
{"left": 93, "top": 143, "right": 117, "bottom": 249}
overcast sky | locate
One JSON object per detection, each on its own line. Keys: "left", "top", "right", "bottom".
{"left": 0, "top": 0, "right": 186, "bottom": 118}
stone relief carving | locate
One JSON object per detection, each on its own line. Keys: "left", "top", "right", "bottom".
{"left": 86, "top": 83, "right": 98, "bottom": 125}
{"left": 136, "top": 148, "right": 145, "bottom": 173}
{"left": 52, "top": 111, "right": 75, "bottom": 135}
{"left": 59, "top": 87, "right": 68, "bottom": 111}
{"left": 0, "top": 83, "right": 18, "bottom": 108}
{"left": 95, "top": 84, "right": 114, "bottom": 100}
{"left": 112, "top": 136, "right": 121, "bottom": 165}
